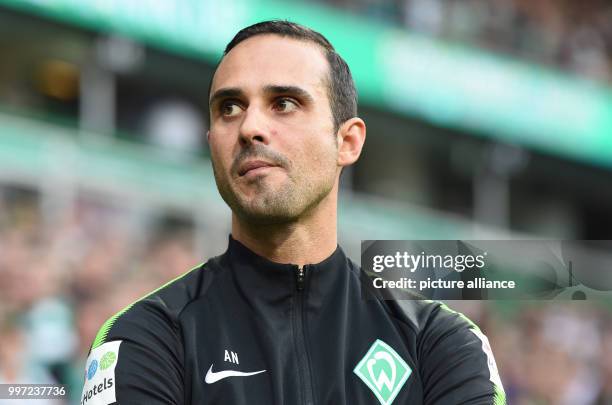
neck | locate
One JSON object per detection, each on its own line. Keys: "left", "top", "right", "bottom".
{"left": 231, "top": 184, "right": 338, "bottom": 266}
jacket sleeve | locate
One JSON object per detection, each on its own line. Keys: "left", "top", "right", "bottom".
{"left": 418, "top": 303, "right": 506, "bottom": 405}
{"left": 80, "top": 299, "right": 184, "bottom": 405}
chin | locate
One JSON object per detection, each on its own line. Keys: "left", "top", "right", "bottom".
{"left": 230, "top": 193, "right": 300, "bottom": 224}
{"left": 236, "top": 207, "right": 297, "bottom": 226}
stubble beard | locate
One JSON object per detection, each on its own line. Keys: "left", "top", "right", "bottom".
{"left": 212, "top": 156, "right": 337, "bottom": 226}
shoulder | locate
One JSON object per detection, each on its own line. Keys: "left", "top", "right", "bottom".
{"left": 412, "top": 301, "right": 506, "bottom": 404}
{"left": 385, "top": 299, "right": 492, "bottom": 360}
{"left": 352, "top": 265, "right": 455, "bottom": 335}
{"left": 410, "top": 301, "right": 486, "bottom": 356}
{"left": 81, "top": 259, "right": 227, "bottom": 404}
{"left": 90, "top": 257, "right": 226, "bottom": 352}
{"left": 352, "top": 264, "right": 484, "bottom": 338}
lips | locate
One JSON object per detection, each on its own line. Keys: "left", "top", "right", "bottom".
{"left": 237, "top": 160, "right": 278, "bottom": 176}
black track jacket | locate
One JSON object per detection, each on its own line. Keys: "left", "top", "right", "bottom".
{"left": 81, "top": 236, "right": 506, "bottom": 405}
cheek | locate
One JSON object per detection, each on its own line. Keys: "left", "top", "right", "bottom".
{"left": 299, "top": 136, "right": 337, "bottom": 172}
{"left": 208, "top": 133, "right": 234, "bottom": 169}
{"left": 308, "top": 127, "right": 337, "bottom": 159}
{"left": 284, "top": 115, "right": 334, "bottom": 151}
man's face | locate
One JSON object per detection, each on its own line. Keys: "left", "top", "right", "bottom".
{"left": 208, "top": 35, "right": 339, "bottom": 225}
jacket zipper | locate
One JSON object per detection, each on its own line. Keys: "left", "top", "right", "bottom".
{"left": 296, "top": 265, "right": 306, "bottom": 291}
{"left": 294, "top": 265, "right": 315, "bottom": 405}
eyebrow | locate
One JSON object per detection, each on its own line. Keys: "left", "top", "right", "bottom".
{"left": 209, "top": 85, "right": 315, "bottom": 108}
{"left": 262, "top": 85, "right": 315, "bottom": 104}
{"left": 209, "top": 87, "right": 245, "bottom": 108}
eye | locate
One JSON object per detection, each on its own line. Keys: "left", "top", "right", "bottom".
{"left": 272, "top": 98, "right": 299, "bottom": 113}
{"left": 221, "top": 101, "right": 243, "bottom": 117}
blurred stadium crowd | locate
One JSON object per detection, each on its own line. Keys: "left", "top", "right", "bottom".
{"left": 0, "top": 194, "right": 201, "bottom": 404}
{"left": 327, "top": 0, "right": 612, "bottom": 82}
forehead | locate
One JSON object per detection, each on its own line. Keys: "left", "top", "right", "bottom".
{"left": 211, "top": 34, "right": 330, "bottom": 97}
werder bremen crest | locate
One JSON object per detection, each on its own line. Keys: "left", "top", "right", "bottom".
{"left": 353, "top": 339, "right": 412, "bottom": 405}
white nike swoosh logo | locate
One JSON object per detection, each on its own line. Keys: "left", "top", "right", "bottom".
{"left": 204, "top": 364, "right": 266, "bottom": 384}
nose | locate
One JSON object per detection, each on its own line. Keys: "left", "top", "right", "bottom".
{"left": 239, "top": 107, "right": 270, "bottom": 147}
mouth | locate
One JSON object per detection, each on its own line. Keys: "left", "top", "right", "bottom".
{"left": 237, "top": 160, "right": 279, "bottom": 177}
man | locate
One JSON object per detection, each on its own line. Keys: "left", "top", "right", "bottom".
{"left": 81, "top": 20, "right": 506, "bottom": 405}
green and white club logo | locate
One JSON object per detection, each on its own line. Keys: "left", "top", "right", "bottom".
{"left": 353, "top": 339, "right": 411, "bottom": 405}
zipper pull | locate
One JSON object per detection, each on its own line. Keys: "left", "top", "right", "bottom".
{"left": 296, "top": 265, "right": 305, "bottom": 291}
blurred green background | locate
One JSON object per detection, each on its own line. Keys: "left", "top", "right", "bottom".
{"left": 1, "top": 0, "right": 612, "bottom": 404}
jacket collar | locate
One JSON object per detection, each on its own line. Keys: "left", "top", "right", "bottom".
{"left": 223, "top": 235, "right": 350, "bottom": 304}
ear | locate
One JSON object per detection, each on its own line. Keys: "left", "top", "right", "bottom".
{"left": 206, "top": 130, "right": 210, "bottom": 142}
{"left": 336, "top": 117, "right": 366, "bottom": 167}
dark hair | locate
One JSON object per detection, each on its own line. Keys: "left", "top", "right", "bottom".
{"left": 213, "top": 20, "right": 357, "bottom": 132}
